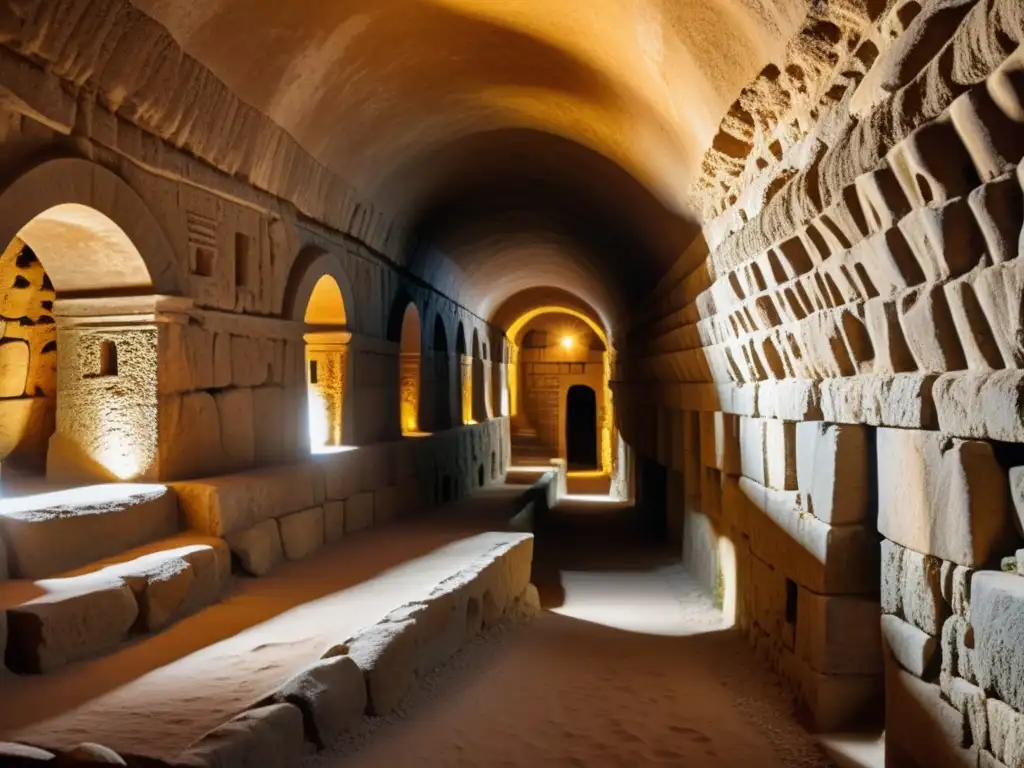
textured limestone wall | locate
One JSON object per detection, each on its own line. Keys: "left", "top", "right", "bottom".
{"left": 617, "top": 0, "right": 1024, "bottom": 752}
{"left": 0, "top": 24, "right": 514, "bottom": 487}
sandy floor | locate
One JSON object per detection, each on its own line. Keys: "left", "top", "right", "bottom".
{"left": 0, "top": 485, "right": 530, "bottom": 760}
{"left": 303, "top": 504, "right": 838, "bottom": 768}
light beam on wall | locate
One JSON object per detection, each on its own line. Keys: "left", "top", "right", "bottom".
{"left": 560, "top": 335, "right": 575, "bottom": 350}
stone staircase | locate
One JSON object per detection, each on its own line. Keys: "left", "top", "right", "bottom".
{"left": 0, "top": 483, "right": 232, "bottom": 675}
{"left": 510, "top": 428, "right": 556, "bottom": 467}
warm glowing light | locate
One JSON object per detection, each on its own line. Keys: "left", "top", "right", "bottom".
{"left": 307, "top": 387, "right": 332, "bottom": 449}
{"left": 560, "top": 335, "right": 575, "bottom": 349}
{"left": 310, "top": 444, "right": 358, "bottom": 455}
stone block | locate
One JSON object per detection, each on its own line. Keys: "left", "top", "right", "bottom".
{"left": 0, "top": 339, "right": 29, "bottom": 397}
{"left": 323, "top": 500, "right": 345, "bottom": 544}
{"left": 61, "top": 742, "right": 126, "bottom": 764}
{"left": 278, "top": 506, "right": 324, "bottom": 561}
{"left": 943, "top": 614, "right": 977, "bottom": 685}
{"left": 885, "top": 657, "right": 975, "bottom": 768}
{"left": 897, "top": 197, "right": 984, "bottom": 282}
{"left": 345, "top": 616, "right": 419, "bottom": 716}
{"left": 159, "top": 323, "right": 214, "bottom": 394}
{"left": 901, "top": 547, "right": 948, "bottom": 636}
{"left": 227, "top": 519, "right": 283, "bottom": 577}
{"left": 6, "top": 578, "right": 138, "bottom": 673}
{"left": 345, "top": 492, "right": 374, "bottom": 533}
{"left": 796, "top": 590, "right": 882, "bottom": 675}
{"left": 882, "top": 614, "right": 938, "bottom": 678}
{"left": 974, "top": 259, "right": 1024, "bottom": 368}
{"left": 215, "top": 387, "right": 255, "bottom": 471}
{"left": 935, "top": 371, "right": 1024, "bottom": 444}
{"left": 738, "top": 416, "right": 765, "bottom": 484}
{"left": 795, "top": 422, "right": 868, "bottom": 524}
{"left": 213, "top": 332, "right": 232, "bottom": 388}
{"left": 877, "top": 428, "right": 1016, "bottom": 566}
{"left": 987, "top": 697, "right": 1024, "bottom": 768}
{"left": 973, "top": 572, "right": 1024, "bottom": 714}
{"left": 173, "top": 463, "right": 321, "bottom": 537}
{"left": 948, "top": 677, "right": 989, "bottom": 752}
{"left": 0, "top": 485, "right": 179, "bottom": 579}
{"left": 864, "top": 296, "right": 917, "bottom": 375}
{"left": 700, "top": 411, "right": 740, "bottom": 474}
{"left": 898, "top": 283, "right": 968, "bottom": 374}
{"left": 272, "top": 654, "right": 366, "bottom": 748}
{"left": 968, "top": 175, "right": 1023, "bottom": 265}
{"left": 818, "top": 373, "right": 936, "bottom": 428}
{"left": 230, "top": 335, "right": 269, "bottom": 388}
{"left": 763, "top": 418, "right": 795, "bottom": 490}
{"left": 158, "top": 391, "right": 224, "bottom": 481}
{"left": 739, "top": 477, "right": 877, "bottom": 594}
{"left": 882, "top": 538, "right": 904, "bottom": 617}
{"left": 179, "top": 702, "right": 304, "bottom": 768}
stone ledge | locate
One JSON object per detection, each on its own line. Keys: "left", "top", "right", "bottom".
{"left": 171, "top": 534, "right": 538, "bottom": 766}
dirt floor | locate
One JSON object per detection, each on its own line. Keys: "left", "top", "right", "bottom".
{"left": 302, "top": 501, "right": 840, "bottom": 768}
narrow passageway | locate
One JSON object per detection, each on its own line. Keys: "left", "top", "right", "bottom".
{"left": 304, "top": 501, "right": 835, "bottom": 768}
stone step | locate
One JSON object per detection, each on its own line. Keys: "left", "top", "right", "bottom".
{"left": 1, "top": 532, "right": 230, "bottom": 674}
{"left": 0, "top": 483, "right": 181, "bottom": 579}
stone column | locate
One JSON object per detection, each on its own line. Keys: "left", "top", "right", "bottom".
{"left": 303, "top": 329, "right": 350, "bottom": 450}
{"left": 46, "top": 295, "right": 187, "bottom": 483}
{"left": 460, "top": 354, "right": 473, "bottom": 425}
{"left": 400, "top": 351, "right": 421, "bottom": 433}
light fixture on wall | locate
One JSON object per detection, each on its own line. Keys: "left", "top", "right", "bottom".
{"left": 560, "top": 335, "right": 575, "bottom": 350}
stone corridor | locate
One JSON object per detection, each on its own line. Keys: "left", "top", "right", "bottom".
{"left": 0, "top": 0, "right": 1022, "bottom": 765}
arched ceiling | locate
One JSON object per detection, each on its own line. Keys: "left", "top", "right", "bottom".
{"left": 133, "top": 0, "right": 811, "bottom": 319}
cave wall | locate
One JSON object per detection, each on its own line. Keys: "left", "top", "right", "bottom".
{"left": 617, "top": 0, "right": 1024, "bottom": 759}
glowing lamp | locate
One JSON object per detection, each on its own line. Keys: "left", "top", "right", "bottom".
{"left": 560, "top": 335, "right": 574, "bottom": 350}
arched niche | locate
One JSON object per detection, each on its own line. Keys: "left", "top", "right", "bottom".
{"left": 387, "top": 293, "right": 423, "bottom": 436}
{"left": 284, "top": 249, "right": 355, "bottom": 452}
{"left": 470, "top": 327, "right": 486, "bottom": 423}
{"left": 456, "top": 321, "right": 471, "bottom": 425}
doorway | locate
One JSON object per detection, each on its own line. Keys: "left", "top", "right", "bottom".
{"left": 565, "top": 384, "right": 598, "bottom": 470}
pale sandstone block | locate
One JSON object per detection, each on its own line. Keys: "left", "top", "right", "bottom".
{"left": 215, "top": 387, "right": 254, "bottom": 470}
{"left": 864, "top": 296, "right": 917, "bottom": 375}
{"left": 777, "top": 646, "right": 882, "bottom": 732}
{"left": 278, "top": 506, "right": 324, "bottom": 561}
{"left": 988, "top": 697, "right": 1024, "bottom": 768}
{"left": 739, "top": 477, "right": 877, "bottom": 594}
{"left": 179, "top": 702, "right": 304, "bottom": 768}
{"left": 158, "top": 391, "right": 224, "bottom": 481}
{"left": 901, "top": 547, "right": 948, "bottom": 636}
{"left": 699, "top": 411, "right": 740, "bottom": 474}
{"left": 345, "top": 616, "right": 419, "bottom": 716}
{"left": 0, "top": 339, "right": 28, "bottom": 397}
{"left": 882, "top": 614, "right": 938, "bottom": 679}
{"left": 885, "top": 657, "right": 976, "bottom": 768}
{"left": 934, "top": 371, "right": 1024, "bottom": 442}
{"left": 881, "top": 538, "right": 904, "bottom": 617}
{"left": 973, "top": 572, "right": 1024, "bottom": 714}
{"left": 159, "top": 323, "right": 214, "bottom": 394}
{"left": 795, "top": 422, "right": 868, "bottom": 524}
{"left": 324, "top": 500, "right": 345, "bottom": 544}
{"left": 272, "top": 655, "right": 366, "bottom": 748}
{"left": 754, "top": 379, "right": 822, "bottom": 421}
{"left": 943, "top": 614, "right": 978, "bottom": 686}
{"left": 213, "top": 332, "right": 232, "bottom": 388}
{"left": 944, "top": 266, "right": 1006, "bottom": 371}
{"left": 6, "top": 579, "right": 138, "bottom": 673}
{"left": 818, "top": 373, "right": 936, "bottom": 428}
{"left": 227, "top": 519, "right": 283, "bottom": 577}
{"left": 897, "top": 198, "right": 982, "bottom": 282}
{"left": 898, "top": 282, "right": 968, "bottom": 373}
{"left": 974, "top": 258, "right": 1024, "bottom": 368}
{"left": 968, "top": 175, "right": 1022, "bottom": 265}
{"left": 345, "top": 492, "right": 374, "bottom": 533}
{"left": 231, "top": 335, "right": 268, "bottom": 388}
{"left": 877, "top": 428, "right": 1016, "bottom": 566}
{"left": 948, "top": 676, "right": 990, "bottom": 752}
{"left": 796, "top": 590, "right": 882, "bottom": 675}
{"left": 738, "top": 416, "right": 766, "bottom": 485}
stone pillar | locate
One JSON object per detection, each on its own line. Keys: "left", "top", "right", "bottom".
{"left": 460, "top": 354, "right": 473, "bottom": 425}
{"left": 46, "top": 295, "right": 184, "bottom": 483}
{"left": 400, "top": 351, "right": 421, "bottom": 433}
{"left": 303, "top": 329, "right": 350, "bottom": 449}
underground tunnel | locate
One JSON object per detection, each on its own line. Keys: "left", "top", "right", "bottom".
{"left": 0, "top": 0, "right": 1022, "bottom": 766}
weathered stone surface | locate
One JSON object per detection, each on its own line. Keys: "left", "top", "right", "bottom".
{"left": 973, "top": 572, "right": 1024, "bottom": 714}
{"left": 179, "top": 702, "right": 304, "bottom": 768}
{"left": 818, "top": 373, "right": 936, "bottom": 428}
{"left": 345, "top": 616, "right": 419, "bottom": 716}
{"left": 7, "top": 578, "right": 138, "bottom": 673}
{"left": 901, "top": 547, "right": 948, "bottom": 636}
{"left": 877, "top": 429, "right": 1017, "bottom": 566}
{"left": 882, "top": 614, "right": 938, "bottom": 679}
{"left": 935, "top": 371, "right": 1024, "bottom": 443}
{"left": 948, "top": 677, "right": 989, "bottom": 753}
{"left": 323, "top": 500, "right": 346, "bottom": 544}
{"left": 345, "top": 492, "right": 374, "bottom": 533}
{"left": 795, "top": 590, "right": 881, "bottom": 675}
{"left": 943, "top": 614, "right": 978, "bottom": 686}
{"left": 272, "top": 655, "right": 366, "bottom": 748}
{"left": 795, "top": 422, "right": 868, "bottom": 524}
{"left": 227, "top": 519, "right": 283, "bottom": 577}
{"left": 278, "top": 506, "right": 324, "bottom": 561}
{"left": 988, "top": 697, "right": 1024, "bottom": 768}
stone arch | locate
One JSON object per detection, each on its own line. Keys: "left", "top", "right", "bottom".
{"left": 432, "top": 313, "right": 452, "bottom": 430}
{"left": 456, "top": 321, "right": 471, "bottom": 424}
{"left": 0, "top": 162, "right": 181, "bottom": 484}
{"left": 286, "top": 249, "right": 354, "bottom": 452}
{"left": 389, "top": 292, "right": 423, "bottom": 435}
{"left": 471, "top": 327, "right": 486, "bottom": 422}
{"left": 0, "top": 158, "right": 181, "bottom": 296}
{"left": 282, "top": 246, "right": 355, "bottom": 326}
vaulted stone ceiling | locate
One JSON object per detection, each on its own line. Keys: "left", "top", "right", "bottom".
{"left": 133, "top": 0, "right": 811, "bottom": 322}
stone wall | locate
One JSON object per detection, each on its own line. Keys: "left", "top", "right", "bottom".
{"left": 617, "top": 0, "right": 1024, "bottom": 756}
{"left": 0, "top": 13, "right": 512, "bottom": 487}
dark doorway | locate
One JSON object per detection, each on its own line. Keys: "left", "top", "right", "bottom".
{"left": 636, "top": 455, "right": 668, "bottom": 541}
{"left": 565, "top": 385, "right": 598, "bottom": 470}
